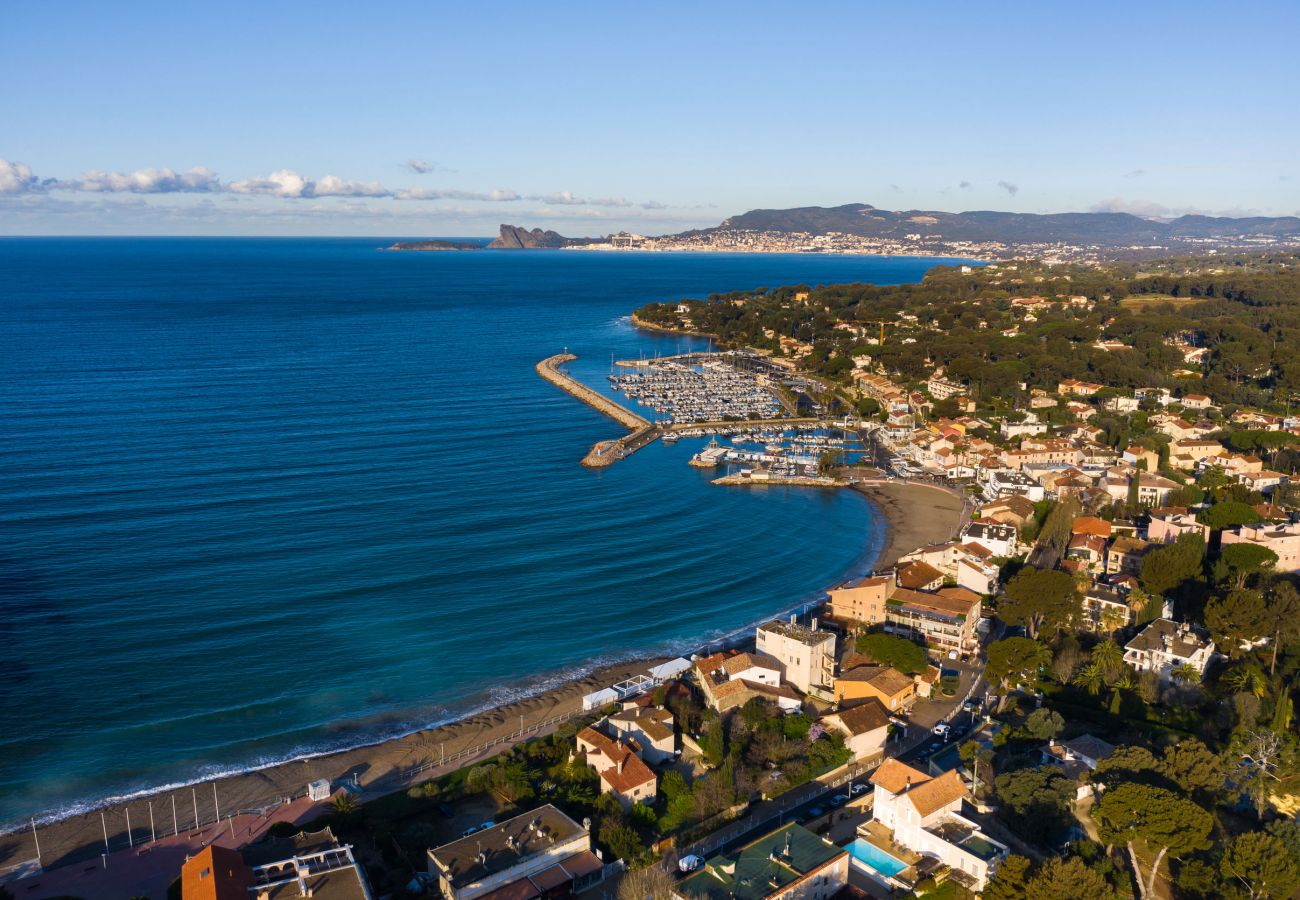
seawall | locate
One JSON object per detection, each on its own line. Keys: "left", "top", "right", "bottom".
{"left": 536, "top": 353, "right": 649, "bottom": 430}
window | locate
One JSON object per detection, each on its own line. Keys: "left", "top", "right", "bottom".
{"left": 200, "top": 868, "right": 211, "bottom": 879}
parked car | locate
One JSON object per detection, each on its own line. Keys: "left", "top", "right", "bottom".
{"left": 932, "top": 723, "right": 951, "bottom": 738}
{"left": 807, "top": 805, "right": 825, "bottom": 819}
{"left": 831, "top": 793, "right": 848, "bottom": 806}
{"left": 479, "top": 821, "right": 496, "bottom": 831}
{"left": 461, "top": 825, "right": 479, "bottom": 837}
{"left": 678, "top": 855, "right": 704, "bottom": 873}
{"left": 849, "top": 782, "right": 868, "bottom": 796}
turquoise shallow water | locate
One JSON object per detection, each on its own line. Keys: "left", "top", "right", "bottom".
{"left": 0, "top": 239, "right": 958, "bottom": 824}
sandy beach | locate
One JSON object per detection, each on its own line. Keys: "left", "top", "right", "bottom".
{"left": 853, "top": 479, "right": 970, "bottom": 568}
{"left": 0, "top": 479, "right": 964, "bottom": 879}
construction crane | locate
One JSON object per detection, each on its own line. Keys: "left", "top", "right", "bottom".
{"left": 859, "top": 321, "right": 894, "bottom": 345}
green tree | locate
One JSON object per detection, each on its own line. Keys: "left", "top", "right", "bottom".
{"left": 994, "top": 766, "right": 1078, "bottom": 841}
{"left": 1094, "top": 745, "right": 1160, "bottom": 789}
{"left": 1094, "top": 783, "right": 1213, "bottom": 900}
{"left": 1000, "top": 568, "right": 1083, "bottom": 639}
{"left": 1023, "top": 708, "right": 1065, "bottom": 740}
{"left": 1160, "top": 739, "right": 1225, "bottom": 800}
{"left": 1026, "top": 856, "right": 1119, "bottom": 900}
{"left": 853, "top": 632, "right": 928, "bottom": 675}
{"left": 1218, "top": 544, "right": 1278, "bottom": 588}
{"left": 1261, "top": 580, "right": 1300, "bottom": 675}
{"left": 983, "top": 854, "right": 1031, "bottom": 900}
{"left": 1205, "top": 589, "right": 1271, "bottom": 656}
{"left": 1223, "top": 664, "right": 1268, "bottom": 698}
{"left": 1140, "top": 533, "right": 1204, "bottom": 597}
{"left": 986, "top": 637, "right": 1051, "bottom": 710}
{"left": 1220, "top": 832, "right": 1298, "bottom": 899}
{"left": 1073, "top": 661, "right": 1109, "bottom": 696}
{"left": 1199, "top": 500, "right": 1263, "bottom": 530}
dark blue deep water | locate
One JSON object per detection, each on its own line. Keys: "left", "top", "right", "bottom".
{"left": 0, "top": 238, "right": 956, "bottom": 824}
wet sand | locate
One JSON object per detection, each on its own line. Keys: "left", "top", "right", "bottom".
{"left": 0, "top": 480, "right": 965, "bottom": 877}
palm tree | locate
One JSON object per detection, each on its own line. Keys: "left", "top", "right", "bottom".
{"left": 1073, "top": 662, "right": 1107, "bottom": 697}
{"left": 1223, "top": 665, "right": 1268, "bottom": 699}
{"left": 331, "top": 792, "right": 359, "bottom": 816}
{"left": 1112, "top": 670, "right": 1138, "bottom": 692}
{"left": 1170, "top": 663, "right": 1201, "bottom": 684}
{"left": 1100, "top": 606, "right": 1128, "bottom": 635}
{"left": 1092, "top": 639, "right": 1124, "bottom": 677}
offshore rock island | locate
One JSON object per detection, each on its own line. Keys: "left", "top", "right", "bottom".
{"left": 390, "top": 203, "right": 1300, "bottom": 262}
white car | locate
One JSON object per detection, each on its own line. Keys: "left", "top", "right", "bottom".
{"left": 932, "top": 723, "right": 951, "bottom": 739}
{"left": 678, "top": 855, "right": 704, "bottom": 873}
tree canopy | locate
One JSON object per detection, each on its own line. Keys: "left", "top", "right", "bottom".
{"left": 853, "top": 631, "right": 928, "bottom": 675}
{"left": 1094, "top": 783, "right": 1213, "bottom": 900}
{"left": 1000, "top": 567, "right": 1082, "bottom": 639}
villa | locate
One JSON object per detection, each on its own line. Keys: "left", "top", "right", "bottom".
{"left": 675, "top": 823, "right": 847, "bottom": 900}
{"left": 862, "top": 758, "right": 1007, "bottom": 890}
{"left": 575, "top": 727, "right": 657, "bottom": 808}
{"left": 1123, "top": 619, "right": 1216, "bottom": 683}
{"left": 427, "top": 806, "right": 603, "bottom": 900}
{"left": 694, "top": 650, "right": 801, "bottom": 713}
{"left": 820, "top": 699, "right": 890, "bottom": 762}
{"left": 833, "top": 665, "right": 916, "bottom": 712}
{"left": 607, "top": 705, "right": 676, "bottom": 764}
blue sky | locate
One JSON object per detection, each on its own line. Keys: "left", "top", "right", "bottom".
{"left": 2, "top": 0, "right": 1297, "bottom": 235}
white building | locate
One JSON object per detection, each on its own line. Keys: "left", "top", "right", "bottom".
{"left": 984, "top": 469, "right": 1045, "bottom": 502}
{"left": 607, "top": 705, "right": 676, "bottom": 764}
{"left": 1124, "top": 619, "right": 1216, "bottom": 683}
{"left": 960, "top": 522, "right": 1018, "bottom": 558}
{"left": 867, "top": 759, "right": 1007, "bottom": 890}
{"left": 756, "top": 618, "right": 836, "bottom": 697}
{"left": 1220, "top": 522, "right": 1300, "bottom": 573}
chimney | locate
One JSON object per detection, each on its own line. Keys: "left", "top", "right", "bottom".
{"left": 618, "top": 755, "right": 627, "bottom": 774}
{"left": 905, "top": 775, "right": 912, "bottom": 790}
{"left": 790, "top": 613, "right": 797, "bottom": 625}
{"left": 811, "top": 617, "right": 819, "bottom": 631}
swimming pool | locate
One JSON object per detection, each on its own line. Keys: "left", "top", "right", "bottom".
{"left": 845, "top": 838, "right": 908, "bottom": 878}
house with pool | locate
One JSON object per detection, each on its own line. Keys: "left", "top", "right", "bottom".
{"left": 847, "top": 758, "right": 1006, "bottom": 891}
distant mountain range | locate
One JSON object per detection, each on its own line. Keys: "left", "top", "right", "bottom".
{"left": 389, "top": 203, "right": 1300, "bottom": 252}
{"left": 682, "top": 203, "right": 1300, "bottom": 245}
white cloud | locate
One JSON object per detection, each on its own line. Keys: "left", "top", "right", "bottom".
{"left": 526, "top": 191, "right": 651, "bottom": 208}
{"left": 997, "top": 180, "right": 1019, "bottom": 196}
{"left": 228, "top": 169, "right": 316, "bottom": 198}
{"left": 405, "top": 159, "right": 435, "bottom": 174}
{"left": 69, "top": 166, "right": 221, "bottom": 193}
{"left": 0, "top": 159, "right": 44, "bottom": 194}
{"left": 311, "top": 175, "right": 389, "bottom": 197}
{"left": 394, "top": 187, "right": 521, "bottom": 202}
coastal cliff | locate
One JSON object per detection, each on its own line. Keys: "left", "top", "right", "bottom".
{"left": 487, "top": 224, "right": 586, "bottom": 249}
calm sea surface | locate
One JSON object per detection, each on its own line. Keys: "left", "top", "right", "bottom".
{"left": 0, "top": 239, "right": 957, "bottom": 824}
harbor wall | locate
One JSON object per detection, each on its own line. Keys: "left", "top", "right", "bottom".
{"left": 536, "top": 353, "right": 650, "bottom": 431}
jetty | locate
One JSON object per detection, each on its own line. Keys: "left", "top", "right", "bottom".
{"left": 536, "top": 353, "right": 659, "bottom": 467}
{"left": 712, "top": 473, "right": 845, "bottom": 487}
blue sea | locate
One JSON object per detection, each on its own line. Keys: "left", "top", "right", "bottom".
{"left": 0, "top": 239, "right": 957, "bottom": 825}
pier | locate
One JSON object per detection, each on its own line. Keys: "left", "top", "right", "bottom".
{"left": 536, "top": 353, "right": 659, "bottom": 467}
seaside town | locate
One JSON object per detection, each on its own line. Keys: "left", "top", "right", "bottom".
{"left": 562, "top": 228, "right": 1300, "bottom": 265}
{"left": 7, "top": 250, "right": 1300, "bottom": 900}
